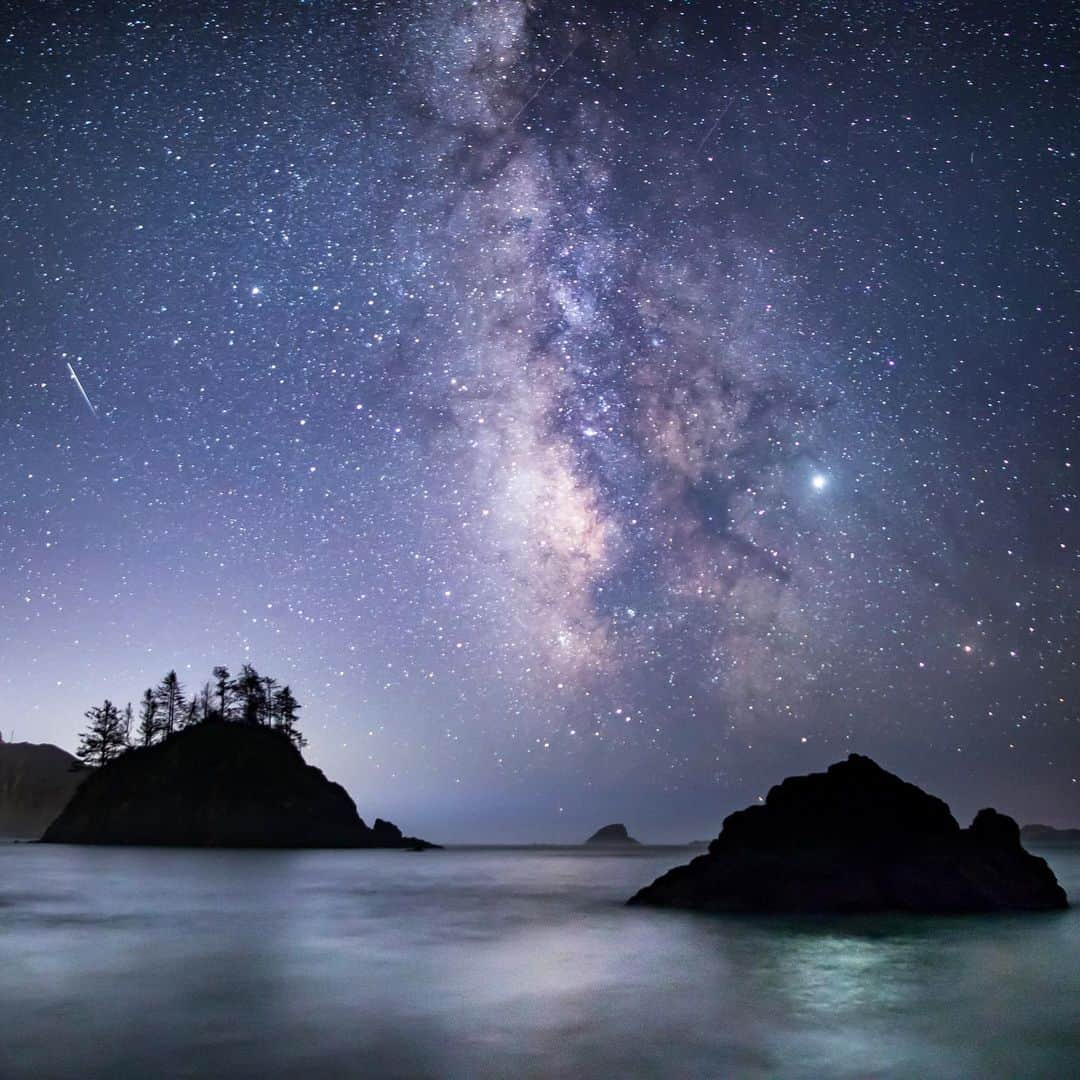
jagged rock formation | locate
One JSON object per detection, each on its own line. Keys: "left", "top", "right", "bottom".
{"left": 0, "top": 738, "right": 92, "bottom": 839}
{"left": 585, "top": 823, "right": 640, "bottom": 845}
{"left": 40, "top": 722, "right": 436, "bottom": 849}
{"left": 1022, "top": 824, "right": 1080, "bottom": 847}
{"left": 629, "top": 754, "right": 1067, "bottom": 914}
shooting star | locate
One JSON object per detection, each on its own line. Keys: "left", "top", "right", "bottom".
{"left": 66, "top": 361, "right": 98, "bottom": 418}
{"left": 506, "top": 43, "right": 579, "bottom": 127}
{"left": 695, "top": 98, "right": 734, "bottom": 155}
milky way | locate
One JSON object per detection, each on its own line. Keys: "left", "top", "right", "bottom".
{"left": 1, "top": 1, "right": 1076, "bottom": 839}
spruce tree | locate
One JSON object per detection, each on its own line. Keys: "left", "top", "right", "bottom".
{"left": 137, "top": 688, "right": 161, "bottom": 746}
{"left": 261, "top": 675, "right": 279, "bottom": 726}
{"left": 76, "top": 700, "right": 128, "bottom": 767}
{"left": 182, "top": 695, "right": 199, "bottom": 729}
{"left": 198, "top": 682, "right": 213, "bottom": 723}
{"left": 231, "top": 664, "right": 264, "bottom": 725}
{"left": 155, "top": 670, "right": 186, "bottom": 739}
{"left": 272, "top": 685, "right": 306, "bottom": 750}
{"left": 212, "top": 666, "right": 232, "bottom": 720}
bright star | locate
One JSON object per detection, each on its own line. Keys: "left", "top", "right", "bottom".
{"left": 811, "top": 473, "right": 828, "bottom": 491}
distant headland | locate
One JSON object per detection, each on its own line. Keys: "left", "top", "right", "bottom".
{"left": 1021, "top": 824, "right": 1080, "bottom": 848}
{"left": 0, "top": 734, "right": 91, "bottom": 839}
{"left": 629, "top": 754, "right": 1067, "bottom": 914}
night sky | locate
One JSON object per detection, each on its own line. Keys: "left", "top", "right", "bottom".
{"left": 2, "top": 1, "right": 1076, "bottom": 841}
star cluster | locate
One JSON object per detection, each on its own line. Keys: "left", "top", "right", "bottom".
{"left": 1, "top": 1, "right": 1076, "bottom": 839}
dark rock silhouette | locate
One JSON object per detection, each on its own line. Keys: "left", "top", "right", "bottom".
{"left": 40, "top": 722, "right": 436, "bottom": 849}
{"left": 1022, "top": 824, "right": 1080, "bottom": 847}
{"left": 0, "top": 738, "right": 92, "bottom": 839}
{"left": 629, "top": 754, "right": 1067, "bottom": 914}
{"left": 586, "top": 823, "right": 640, "bottom": 845}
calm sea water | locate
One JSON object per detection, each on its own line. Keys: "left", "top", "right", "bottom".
{"left": 1, "top": 843, "right": 1077, "bottom": 1079}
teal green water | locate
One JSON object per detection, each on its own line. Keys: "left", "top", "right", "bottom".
{"left": 1, "top": 843, "right": 1077, "bottom": 1078}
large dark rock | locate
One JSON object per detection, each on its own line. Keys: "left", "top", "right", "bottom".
{"left": 40, "top": 722, "right": 436, "bottom": 849}
{"left": 1022, "top": 824, "right": 1080, "bottom": 847}
{"left": 629, "top": 754, "right": 1067, "bottom": 914}
{"left": 0, "top": 737, "right": 92, "bottom": 839}
{"left": 585, "top": 823, "right": 640, "bottom": 845}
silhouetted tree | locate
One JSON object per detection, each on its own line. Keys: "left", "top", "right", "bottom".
{"left": 77, "top": 700, "right": 128, "bottom": 767}
{"left": 84, "top": 663, "right": 312, "bottom": 757}
{"left": 231, "top": 664, "right": 264, "bottom": 725}
{"left": 182, "top": 695, "right": 199, "bottom": 729}
{"left": 198, "top": 682, "right": 213, "bottom": 723}
{"left": 137, "top": 688, "right": 161, "bottom": 746}
{"left": 212, "top": 666, "right": 232, "bottom": 720}
{"left": 261, "top": 675, "right": 279, "bottom": 726}
{"left": 272, "top": 685, "right": 305, "bottom": 749}
{"left": 155, "top": 670, "right": 186, "bottom": 738}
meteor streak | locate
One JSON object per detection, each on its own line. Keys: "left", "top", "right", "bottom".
{"left": 66, "top": 361, "right": 98, "bottom": 417}
{"left": 694, "top": 98, "right": 733, "bottom": 154}
{"left": 506, "top": 43, "right": 578, "bottom": 127}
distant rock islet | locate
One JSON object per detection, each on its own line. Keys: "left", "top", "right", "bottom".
{"left": 585, "top": 823, "right": 640, "bottom": 846}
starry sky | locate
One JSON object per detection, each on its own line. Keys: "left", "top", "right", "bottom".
{"left": 2, "top": 0, "right": 1076, "bottom": 841}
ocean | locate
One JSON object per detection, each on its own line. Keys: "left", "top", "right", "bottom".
{"left": 2, "top": 842, "right": 1077, "bottom": 1078}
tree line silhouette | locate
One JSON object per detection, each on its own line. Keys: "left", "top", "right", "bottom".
{"left": 76, "top": 663, "right": 306, "bottom": 767}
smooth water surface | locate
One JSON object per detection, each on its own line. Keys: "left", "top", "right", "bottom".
{"left": 2, "top": 843, "right": 1078, "bottom": 1078}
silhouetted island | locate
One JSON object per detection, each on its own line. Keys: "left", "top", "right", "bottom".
{"left": 585, "top": 823, "right": 640, "bottom": 846}
{"left": 0, "top": 735, "right": 92, "bottom": 839}
{"left": 1022, "top": 824, "right": 1080, "bottom": 847}
{"left": 40, "top": 722, "right": 436, "bottom": 849}
{"left": 629, "top": 754, "right": 1067, "bottom": 914}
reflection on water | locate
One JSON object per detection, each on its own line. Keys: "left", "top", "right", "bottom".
{"left": 1, "top": 844, "right": 1077, "bottom": 1078}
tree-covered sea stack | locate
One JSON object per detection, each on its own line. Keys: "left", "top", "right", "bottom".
{"left": 43, "top": 721, "right": 434, "bottom": 849}
{"left": 48, "top": 662, "right": 435, "bottom": 849}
